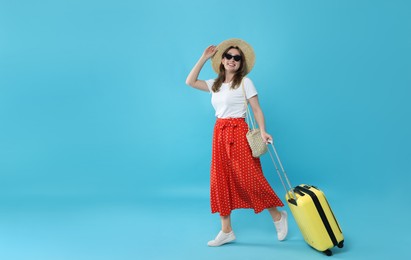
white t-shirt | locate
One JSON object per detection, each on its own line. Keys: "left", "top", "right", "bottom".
{"left": 205, "top": 77, "right": 258, "bottom": 119}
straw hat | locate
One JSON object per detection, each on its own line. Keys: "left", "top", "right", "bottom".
{"left": 211, "top": 38, "right": 255, "bottom": 75}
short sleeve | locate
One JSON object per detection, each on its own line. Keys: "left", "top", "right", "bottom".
{"left": 244, "top": 77, "right": 258, "bottom": 99}
{"left": 205, "top": 79, "right": 215, "bottom": 93}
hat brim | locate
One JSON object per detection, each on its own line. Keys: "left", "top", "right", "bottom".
{"left": 211, "top": 38, "right": 255, "bottom": 75}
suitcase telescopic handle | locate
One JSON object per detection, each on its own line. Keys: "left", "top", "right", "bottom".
{"left": 267, "top": 141, "right": 297, "bottom": 201}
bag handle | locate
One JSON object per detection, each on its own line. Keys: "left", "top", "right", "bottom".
{"left": 267, "top": 141, "right": 297, "bottom": 201}
{"left": 241, "top": 79, "right": 256, "bottom": 130}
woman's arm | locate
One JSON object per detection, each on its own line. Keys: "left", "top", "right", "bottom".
{"left": 248, "top": 95, "right": 273, "bottom": 143}
{"left": 185, "top": 45, "right": 217, "bottom": 91}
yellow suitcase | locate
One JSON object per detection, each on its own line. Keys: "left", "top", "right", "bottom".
{"left": 286, "top": 184, "right": 344, "bottom": 256}
{"left": 268, "top": 143, "right": 344, "bottom": 256}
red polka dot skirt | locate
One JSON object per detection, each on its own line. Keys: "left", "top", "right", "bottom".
{"left": 210, "top": 118, "right": 284, "bottom": 216}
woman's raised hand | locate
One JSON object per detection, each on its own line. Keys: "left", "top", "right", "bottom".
{"left": 202, "top": 45, "right": 217, "bottom": 60}
{"left": 186, "top": 45, "right": 217, "bottom": 90}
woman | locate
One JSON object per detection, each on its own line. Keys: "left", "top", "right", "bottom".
{"left": 185, "top": 38, "right": 288, "bottom": 247}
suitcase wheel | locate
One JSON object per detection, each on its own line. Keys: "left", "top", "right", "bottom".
{"left": 337, "top": 241, "right": 344, "bottom": 248}
{"left": 324, "top": 249, "right": 333, "bottom": 256}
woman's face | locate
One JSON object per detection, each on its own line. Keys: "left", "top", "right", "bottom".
{"left": 221, "top": 48, "right": 242, "bottom": 73}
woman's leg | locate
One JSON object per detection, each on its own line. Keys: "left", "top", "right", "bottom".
{"left": 207, "top": 214, "right": 236, "bottom": 247}
{"left": 267, "top": 207, "right": 282, "bottom": 221}
{"left": 221, "top": 215, "right": 232, "bottom": 233}
{"left": 268, "top": 207, "right": 288, "bottom": 241}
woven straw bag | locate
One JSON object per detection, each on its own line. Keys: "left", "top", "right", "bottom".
{"left": 246, "top": 128, "right": 268, "bottom": 157}
{"left": 241, "top": 80, "right": 268, "bottom": 158}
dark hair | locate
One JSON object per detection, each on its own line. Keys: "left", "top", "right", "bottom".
{"left": 211, "top": 46, "right": 247, "bottom": 92}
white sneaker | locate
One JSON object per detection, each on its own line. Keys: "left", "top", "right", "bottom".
{"left": 274, "top": 211, "right": 288, "bottom": 241}
{"left": 207, "top": 230, "right": 236, "bottom": 247}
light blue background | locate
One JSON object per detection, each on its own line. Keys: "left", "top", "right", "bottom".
{"left": 1, "top": 0, "right": 410, "bottom": 259}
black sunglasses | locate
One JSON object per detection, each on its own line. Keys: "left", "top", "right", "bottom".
{"left": 224, "top": 53, "right": 242, "bottom": 62}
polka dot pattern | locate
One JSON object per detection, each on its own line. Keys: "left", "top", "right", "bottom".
{"left": 210, "top": 118, "right": 284, "bottom": 217}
